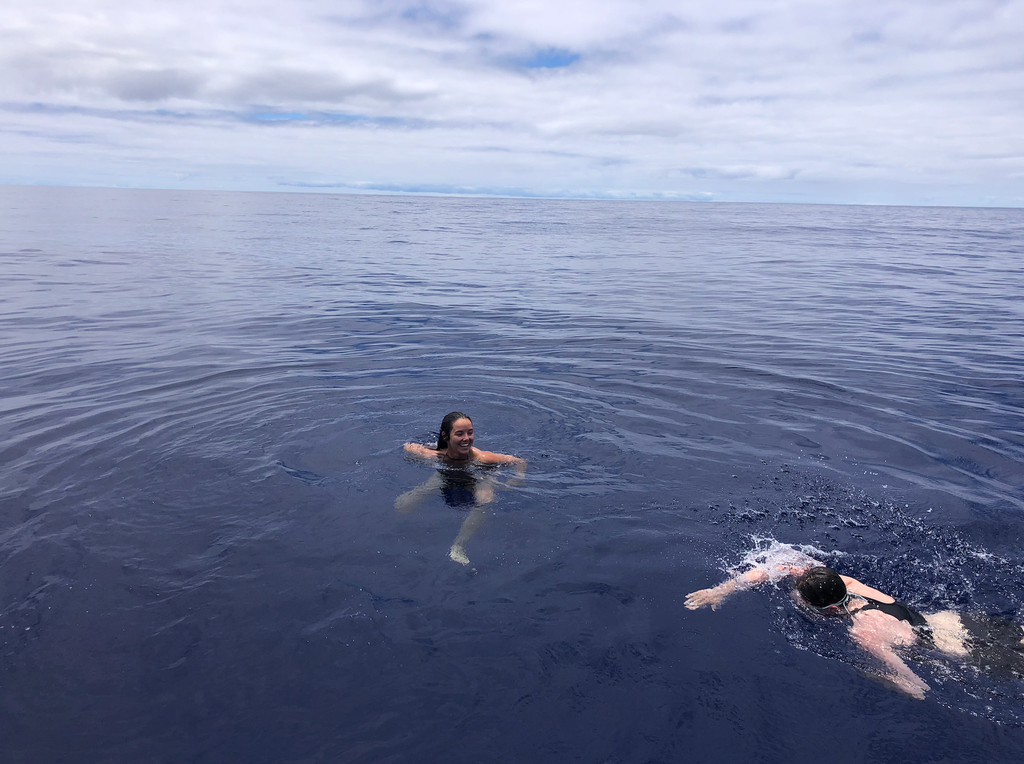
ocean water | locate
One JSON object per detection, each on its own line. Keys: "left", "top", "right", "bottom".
{"left": 2, "top": 185, "right": 1024, "bottom": 763}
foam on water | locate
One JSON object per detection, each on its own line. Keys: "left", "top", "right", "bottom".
{"left": 725, "top": 537, "right": 829, "bottom": 583}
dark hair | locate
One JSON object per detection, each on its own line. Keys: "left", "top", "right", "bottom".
{"left": 437, "top": 411, "right": 471, "bottom": 451}
{"left": 796, "top": 567, "right": 847, "bottom": 608}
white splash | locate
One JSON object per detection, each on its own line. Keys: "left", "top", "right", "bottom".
{"left": 726, "top": 536, "right": 833, "bottom": 584}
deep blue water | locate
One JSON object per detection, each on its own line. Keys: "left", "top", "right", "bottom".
{"left": 2, "top": 186, "right": 1024, "bottom": 763}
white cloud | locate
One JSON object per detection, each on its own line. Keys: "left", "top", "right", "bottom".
{"left": 2, "top": 0, "right": 1023, "bottom": 204}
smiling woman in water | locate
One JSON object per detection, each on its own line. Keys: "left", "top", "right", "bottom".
{"left": 397, "top": 412, "right": 526, "bottom": 565}
{"left": 402, "top": 411, "right": 526, "bottom": 469}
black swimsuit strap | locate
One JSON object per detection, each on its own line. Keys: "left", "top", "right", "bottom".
{"left": 856, "top": 596, "right": 929, "bottom": 629}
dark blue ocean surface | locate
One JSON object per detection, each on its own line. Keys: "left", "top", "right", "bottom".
{"left": 2, "top": 186, "right": 1023, "bottom": 762}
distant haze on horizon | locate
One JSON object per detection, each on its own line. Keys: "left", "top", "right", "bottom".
{"left": 3, "top": 0, "right": 1023, "bottom": 207}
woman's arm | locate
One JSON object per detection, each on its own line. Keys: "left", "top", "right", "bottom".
{"left": 474, "top": 450, "right": 527, "bottom": 475}
{"left": 685, "top": 563, "right": 812, "bottom": 611}
{"left": 685, "top": 568, "right": 771, "bottom": 610}
{"left": 403, "top": 443, "right": 440, "bottom": 459}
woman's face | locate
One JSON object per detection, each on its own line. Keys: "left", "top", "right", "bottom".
{"left": 446, "top": 418, "right": 474, "bottom": 457}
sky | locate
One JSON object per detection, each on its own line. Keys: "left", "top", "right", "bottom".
{"left": 3, "top": 0, "right": 1023, "bottom": 206}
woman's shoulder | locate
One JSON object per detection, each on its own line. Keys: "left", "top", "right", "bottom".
{"left": 842, "top": 576, "right": 895, "bottom": 604}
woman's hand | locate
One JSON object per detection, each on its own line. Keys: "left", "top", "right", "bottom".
{"left": 403, "top": 443, "right": 437, "bottom": 458}
{"left": 685, "top": 585, "right": 732, "bottom": 611}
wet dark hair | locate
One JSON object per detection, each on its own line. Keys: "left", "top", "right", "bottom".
{"left": 437, "top": 411, "right": 471, "bottom": 451}
{"left": 796, "top": 567, "right": 847, "bottom": 608}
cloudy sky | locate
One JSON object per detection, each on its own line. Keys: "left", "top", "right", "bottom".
{"left": 3, "top": 0, "right": 1023, "bottom": 205}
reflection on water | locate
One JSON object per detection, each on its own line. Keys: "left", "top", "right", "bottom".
{"left": 2, "top": 186, "right": 1024, "bottom": 761}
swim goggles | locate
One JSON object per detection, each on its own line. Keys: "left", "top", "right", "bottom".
{"left": 815, "top": 591, "right": 862, "bottom": 616}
